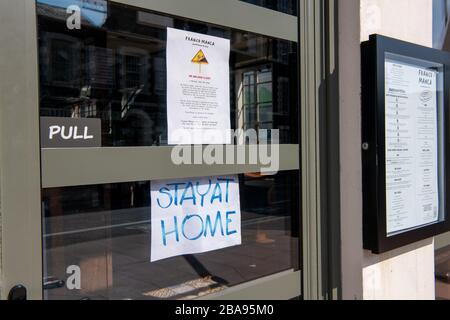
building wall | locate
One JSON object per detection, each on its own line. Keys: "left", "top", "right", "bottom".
{"left": 0, "top": 191, "right": 2, "bottom": 300}
{"left": 361, "top": 0, "right": 433, "bottom": 45}
{"left": 360, "top": 0, "right": 435, "bottom": 300}
{"left": 339, "top": 0, "right": 364, "bottom": 300}
{"left": 340, "top": 0, "right": 436, "bottom": 300}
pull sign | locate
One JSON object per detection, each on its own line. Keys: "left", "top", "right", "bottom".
{"left": 40, "top": 117, "right": 101, "bottom": 148}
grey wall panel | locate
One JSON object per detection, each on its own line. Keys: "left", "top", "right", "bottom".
{"left": 42, "top": 145, "right": 300, "bottom": 188}
{"left": 0, "top": 0, "right": 42, "bottom": 300}
{"left": 199, "top": 270, "right": 301, "bottom": 300}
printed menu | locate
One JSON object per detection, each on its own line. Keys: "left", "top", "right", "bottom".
{"left": 385, "top": 57, "right": 440, "bottom": 234}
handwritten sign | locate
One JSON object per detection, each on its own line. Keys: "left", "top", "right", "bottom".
{"left": 151, "top": 175, "right": 241, "bottom": 262}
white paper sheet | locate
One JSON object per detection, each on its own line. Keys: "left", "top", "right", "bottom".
{"left": 166, "top": 27, "right": 231, "bottom": 145}
{"left": 385, "top": 58, "right": 440, "bottom": 234}
{"left": 151, "top": 175, "right": 241, "bottom": 262}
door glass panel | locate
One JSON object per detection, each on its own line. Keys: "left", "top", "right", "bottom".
{"left": 36, "top": 0, "right": 299, "bottom": 146}
{"left": 37, "top": 0, "right": 301, "bottom": 300}
{"left": 42, "top": 171, "right": 300, "bottom": 300}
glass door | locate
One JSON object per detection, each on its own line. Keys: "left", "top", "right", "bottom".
{"left": 4, "top": 0, "right": 301, "bottom": 300}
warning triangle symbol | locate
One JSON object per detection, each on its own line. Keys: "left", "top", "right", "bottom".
{"left": 191, "top": 49, "right": 209, "bottom": 64}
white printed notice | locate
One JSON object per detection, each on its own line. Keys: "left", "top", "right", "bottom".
{"left": 150, "top": 176, "right": 241, "bottom": 262}
{"left": 166, "top": 27, "right": 231, "bottom": 145}
{"left": 385, "top": 57, "right": 440, "bottom": 235}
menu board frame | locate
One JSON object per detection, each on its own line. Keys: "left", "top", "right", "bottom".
{"left": 362, "top": 34, "right": 450, "bottom": 254}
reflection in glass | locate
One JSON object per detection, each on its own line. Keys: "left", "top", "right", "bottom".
{"left": 42, "top": 172, "right": 300, "bottom": 300}
{"left": 37, "top": 0, "right": 108, "bottom": 28}
{"left": 240, "top": 0, "right": 298, "bottom": 16}
{"left": 37, "top": 1, "right": 299, "bottom": 146}
{"left": 435, "top": 244, "right": 450, "bottom": 300}
{"left": 241, "top": 68, "right": 274, "bottom": 135}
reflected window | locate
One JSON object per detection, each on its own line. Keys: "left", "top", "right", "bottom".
{"left": 242, "top": 68, "right": 274, "bottom": 134}
{"left": 240, "top": 0, "right": 298, "bottom": 16}
{"left": 124, "top": 55, "right": 143, "bottom": 88}
{"left": 51, "top": 39, "right": 76, "bottom": 83}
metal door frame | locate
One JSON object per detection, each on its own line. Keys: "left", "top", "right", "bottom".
{"left": 0, "top": 0, "right": 340, "bottom": 300}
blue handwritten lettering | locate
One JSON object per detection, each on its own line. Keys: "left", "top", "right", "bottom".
{"left": 226, "top": 211, "right": 237, "bottom": 235}
{"left": 217, "top": 178, "right": 234, "bottom": 203}
{"left": 161, "top": 216, "right": 179, "bottom": 246}
{"left": 182, "top": 215, "right": 204, "bottom": 241}
{"left": 195, "top": 180, "right": 212, "bottom": 207}
{"left": 157, "top": 187, "right": 173, "bottom": 209}
{"left": 167, "top": 182, "right": 185, "bottom": 206}
{"left": 210, "top": 182, "right": 223, "bottom": 204}
{"left": 204, "top": 211, "right": 224, "bottom": 237}
{"left": 180, "top": 182, "right": 196, "bottom": 206}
